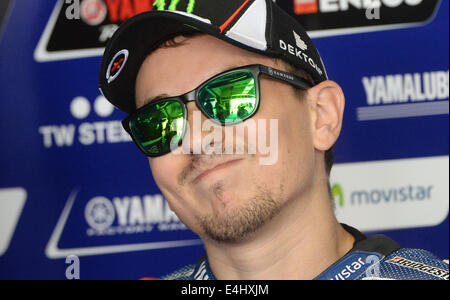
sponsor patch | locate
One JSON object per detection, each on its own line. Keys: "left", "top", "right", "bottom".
{"left": 386, "top": 256, "right": 449, "bottom": 280}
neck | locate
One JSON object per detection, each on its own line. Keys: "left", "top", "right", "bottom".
{"left": 202, "top": 178, "right": 355, "bottom": 280}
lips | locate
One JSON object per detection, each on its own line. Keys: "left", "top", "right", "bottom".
{"left": 192, "top": 159, "right": 243, "bottom": 185}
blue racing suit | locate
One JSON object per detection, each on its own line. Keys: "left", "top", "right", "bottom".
{"left": 161, "top": 225, "right": 449, "bottom": 280}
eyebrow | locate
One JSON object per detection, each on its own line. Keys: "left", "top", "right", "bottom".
{"left": 142, "top": 93, "right": 171, "bottom": 107}
{"left": 141, "top": 64, "right": 246, "bottom": 107}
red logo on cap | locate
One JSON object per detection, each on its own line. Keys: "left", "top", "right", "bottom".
{"left": 106, "top": 49, "right": 129, "bottom": 84}
{"left": 111, "top": 57, "right": 125, "bottom": 74}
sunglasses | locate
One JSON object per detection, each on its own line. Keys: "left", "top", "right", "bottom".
{"left": 122, "top": 64, "right": 313, "bottom": 157}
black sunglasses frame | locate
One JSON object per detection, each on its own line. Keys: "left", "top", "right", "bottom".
{"left": 122, "top": 64, "right": 313, "bottom": 157}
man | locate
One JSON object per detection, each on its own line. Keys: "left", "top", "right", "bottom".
{"left": 99, "top": 0, "right": 448, "bottom": 280}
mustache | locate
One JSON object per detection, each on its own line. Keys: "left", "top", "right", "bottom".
{"left": 177, "top": 154, "right": 220, "bottom": 186}
{"left": 177, "top": 153, "right": 251, "bottom": 186}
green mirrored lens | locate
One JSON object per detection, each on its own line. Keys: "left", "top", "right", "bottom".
{"left": 198, "top": 71, "right": 257, "bottom": 123}
{"left": 129, "top": 100, "right": 184, "bottom": 156}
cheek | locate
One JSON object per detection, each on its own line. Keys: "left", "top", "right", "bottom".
{"left": 281, "top": 104, "right": 313, "bottom": 157}
{"left": 258, "top": 84, "right": 314, "bottom": 159}
{"left": 148, "top": 155, "right": 202, "bottom": 230}
{"left": 253, "top": 87, "right": 315, "bottom": 195}
{"left": 257, "top": 112, "right": 313, "bottom": 172}
{"left": 148, "top": 155, "right": 185, "bottom": 201}
{"left": 148, "top": 157, "right": 174, "bottom": 186}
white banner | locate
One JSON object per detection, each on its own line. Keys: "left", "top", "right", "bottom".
{"left": 331, "top": 156, "right": 449, "bottom": 232}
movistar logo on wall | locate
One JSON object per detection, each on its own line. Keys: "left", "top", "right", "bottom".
{"left": 332, "top": 183, "right": 434, "bottom": 208}
{"left": 330, "top": 156, "right": 449, "bottom": 232}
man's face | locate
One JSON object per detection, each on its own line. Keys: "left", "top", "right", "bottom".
{"left": 135, "top": 34, "right": 318, "bottom": 243}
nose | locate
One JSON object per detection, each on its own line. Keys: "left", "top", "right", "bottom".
{"left": 183, "top": 101, "right": 225, "bottom": 155}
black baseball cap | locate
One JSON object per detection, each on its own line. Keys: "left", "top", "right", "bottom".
{"left": 99, "top": 0, "right": 328, "bottom": 114}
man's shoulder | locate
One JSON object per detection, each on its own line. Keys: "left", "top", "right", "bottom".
{"left": 316, "top": 230, "right": 448, "bottom": 280}
{"left": 369, "top": 248, "right": 449, "bottom": 280}
{"left": 160, "top": 264, "right": 197, "bottom": 280}
{"left": 160, "top": 256, "right": 215, "bottom": 280}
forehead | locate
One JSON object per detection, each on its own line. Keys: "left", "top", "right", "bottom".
{"left": 134, "top": 34, "right": 275, "bottom": 108}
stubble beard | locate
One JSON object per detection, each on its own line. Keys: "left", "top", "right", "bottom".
{"left": 196, "top": 183, "right": 282, "bottom": 244}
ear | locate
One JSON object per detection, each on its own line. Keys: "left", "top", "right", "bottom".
{"left": 307, "top": 80, "right": 345, "bottom": 152}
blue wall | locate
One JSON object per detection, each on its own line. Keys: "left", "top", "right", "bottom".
{"left": 0, "top": 0, "right": 448, "bottom": 279}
